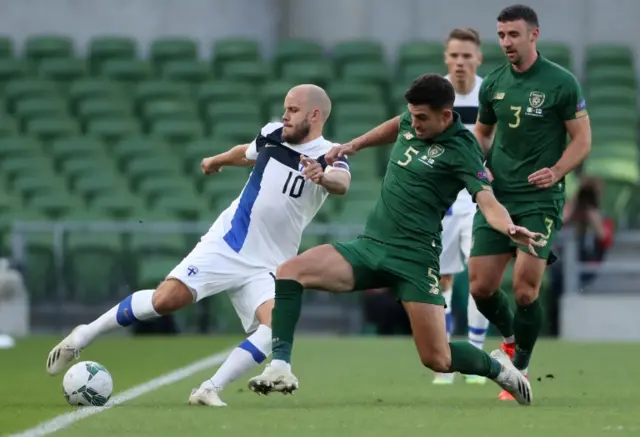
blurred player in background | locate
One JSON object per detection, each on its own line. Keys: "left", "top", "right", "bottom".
{"left": 470, "top": 4, "right": 591, "bottom": 400}
{"left": 249, "top": 74, "right": 542, "bottom": 406}
{"left": 46, "top": 84, "right": 351, "bottom": 407}
{"left": 433, "top": 28, "right": 491, "bottom": 386}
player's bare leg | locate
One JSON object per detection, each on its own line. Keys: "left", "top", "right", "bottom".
{"left": 404, "top": 301, "right": 531, "bottom": 405}
{"left": 46, "top": 279, "right": 193, "bottom": 375}
{"left": 432, "top": 274, "right": 455, "bottom": 385}
{"left": 248, "top": 245, "right": 355, "bottom": 395}
{"left": 190, "top": 300, "right": 274, "bottom": 407}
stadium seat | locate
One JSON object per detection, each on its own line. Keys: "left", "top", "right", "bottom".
{"left": 261, "top": 80, "right": 295, "bottom": 106}
{"left": 336, "top": 199, "right": 378, "bottom": 224}
{"left": 89, "top": 192, "right": 140, "bottom": 219}
{"left": 28, "top": 192, "right": 81, "bottom": 219}
{"left": 328, "top": 82, "right": 385, "bottom": 104}
{"left": 205, "top": 101, "right": 262, "bottom": 128}
{"left": 333, "top": 103, "right": 388, "bottom": 126}
{"left": 77, "top": 98, "right": 133, "bottom": 127}
{"left": 153, "top": 192, "right": 203, "bottom": 221}
{"left": 138, "top": 176, "right": 196, "bottom": 203}
{"left": 26, "top": 117, "right": 79, "bottom": 142}
{"left": 538, "top": 42, "right": 572, "bottom": 70}
{"left": 341, "top": 62, "right": 391, "bottom": 88}
{"left": 591, "top": 125, "right": 637, "bottom": 144}
{"left": 161, "top": 60, "right": 211, "bottom": 84}
{"left": 68, "top": 78, "right": 124, "bottom": 109}
{"left": 210, "top": 120, "right": 260, "bottom": 143}
{"left": 280, "top": 60, "right": 334, "bottom": 87}
{"left": 134, "top": 80, "right": 191, "bottom": 105}
{"left": 332, "top": 40, "right": 385, "bottom": 72}
{"left": 4, "top": 79, "right": 61, "bottom": 112}
{"left": 88, "top": 36, "right": 137, "bottom": 73}
{"left": 150, "top": 119, "right": 204, "bottom": 145}
{"left": 397, "top": 41, "right": 443, "bottom": 67}
{"left": 150, "top": 37, "right": 198, "bottom": 66}
{"left": 14, "top": 98, "right": 68, "bottom": 129}
{"left": 0, "top": 137, "right": 41, "bottom": 160}
{"left": 182, "top": 139, "right": 217, "bottom": 173}
{"left": 0, "top": 36, "right": 14, "bottom": 58}
{"left": 220, "top": 60, "right": 271, "bottom": 85}
{"left": 50, "top": 136, "right": 106, "bottom": 166}
{"left": 590, "top": 141, "right": 638, "bottom": 161}
{"left": 212, "top": 38, "right": 262, "bottom": 71}
{"left": 588, "top": 106, "right": 637, "bottom": 131}
{"left": 126, "top": 157, "right": 180, "bottom": 187}
{"left": 399, "top": 62, "right": 447, "bottom": 84}
{"left": 60, "top": 156, "right": 118, "bottom": 184}
{"left": 585, "top": 66, "right": 637, "bottom": 89}
{"left": 112, "top": 136, "right": 170, "bottom": 165}
{"left": 73, "top": 173, "right": 129, "bottom": 203}
{"left": 587, "top": 86, "right": 638, "bottom": 111}
{"left": 586, "top": 44, "right": 634, "bottom": 69}
{"left": 196, "top": 80, "right": 256, "bottom": 112}
{"left": 479, "top": 43, "right": 504, "bottom": 66}
{"left": 86, "top": 117, "right": 141, "bottom": 144}
{"left": 0, "top": 59, "right": 30, "bottom": 83}
{"left": 142, "top": 99, "right": 198, "bottom": 127}
{"left": 12, "top": 173, "right": 66, "bottom": 200}
{"left": 583, "top": 158, "right": 639, "bottom": 185}
{"left": 38, "top": 58, "right": 87, "bottom": 84}
{"left": 0, "top": 117, "right": 18, "bottom": 137}
{"left": 101, "top": 59, "right": 152, "bottom": 85}
{"left": 274, "top": 39, "right": 324, "bottom": 74}
{"left": 24, "top": 35, "right": 74, "bottom": 62}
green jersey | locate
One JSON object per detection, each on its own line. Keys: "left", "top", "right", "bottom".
{"left": 478, "top": 54, "right": 587, "bottom": 201}
{"left": 362, "top": 111, "right": 491, "bottom": 261}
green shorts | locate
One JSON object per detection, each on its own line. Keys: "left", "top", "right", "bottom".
{"left": 470, "top": 199, "right": 563, "bottom": 264}
{"left": 332, "top": 237, "right": 445, "bottom": 306}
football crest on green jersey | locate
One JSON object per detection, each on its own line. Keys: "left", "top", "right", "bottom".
{"left": 528, "top": 91, "right": 545, "bottom": 108}
{"left": 427, "top": 144, "right": 445, "bottom": 158}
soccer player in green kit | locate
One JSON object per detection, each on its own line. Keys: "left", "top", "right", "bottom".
{"left": 248, "top": 74, "right": 544, "bottom": 406}
{"left": 469, "top": 4, "right": 592, "bottom": 401}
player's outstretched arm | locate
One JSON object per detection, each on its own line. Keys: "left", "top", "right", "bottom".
{"left": 201, "top": 144, "right": 256, "bottom": 175}
{"left": 301, "top": 156, "right": 350, "bottom": 195}
{"left": 475, "top": 190, "right": 546, "bottom": 255}
{"left": 326, "top": 116, "right": 400, "bottom": 165}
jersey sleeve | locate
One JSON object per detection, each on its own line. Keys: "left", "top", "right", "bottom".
{"left": 326, "top": 155, "right": 350, "bottom": 176}
{"left": 453, "top": 144, "right": 493, "bottom": 200}
{"left": 245, "top": 136, "right": 259, "bottom": 160}
{"left": 477, "top": 79, "right": 497, "bottom": 125}
{"left": 245, "top": 122, "right": 284, "bottom": 160}
{"left": 558, "top": 74, "right": 588, "bottom": 121}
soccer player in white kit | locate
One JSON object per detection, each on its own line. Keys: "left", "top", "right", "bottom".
{"left": 433, "top": 28, "right": 491, "bottom": 385}
{"left": 45, "top": 84, "right": 351, "bottom": 407}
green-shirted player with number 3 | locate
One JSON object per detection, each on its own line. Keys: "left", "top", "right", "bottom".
{"left": 468, "top": 4, "right": 592, "bottom": 401}
{"left": 248, "top": 74, "right": 544, "bottom": 406}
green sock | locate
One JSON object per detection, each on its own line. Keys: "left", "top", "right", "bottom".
{"left": 513, "top": 298, "right": 543, "bottom": 370}
{"left": 449, "top": 341, "right": 502, "bottom": 379}
{"left": 473, "top": 289, "right": 515, "bottom": 339}
{"left": 271, "top": 279, "right": 303, "bottom": 363}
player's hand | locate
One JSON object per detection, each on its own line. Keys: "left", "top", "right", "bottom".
{"left": 528, "top": 167, "right": 558, "bottom": 189}
{"left": 201, "top": 157, "right": 222, "bottom": 175}
{"left": 507, "top": 224, "right": 547, "bottom": 257}
{"left": 325, "top": 142, "right": 358, "bottom": 165}
{"left": 300, "top": 156, "right": 324, "bottom": 184}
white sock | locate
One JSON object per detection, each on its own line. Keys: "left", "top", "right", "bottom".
{"left": 467, "top": 293, "right": 490, "bottom": 349}
{"left": 271, "top": 359, "right": 291, "bottom": 372}
{"left": 76, "top": 289, "right": 159, "bottom": 349}
{"left": 443, "top": 288, "right": 453, "bottom": 342}
{"left": 503, "top": 335, "right": 515, "bottom": 344}
{"left": 201, "top": 324, "right": 272, "bottom": 391}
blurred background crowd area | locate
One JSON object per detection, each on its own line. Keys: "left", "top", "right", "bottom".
{"left": 0, "top": 0, "right": 638, "bottom": 343}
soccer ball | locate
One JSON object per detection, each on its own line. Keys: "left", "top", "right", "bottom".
{"left": 63, "top": 361, "right": 113, "bottom": 406}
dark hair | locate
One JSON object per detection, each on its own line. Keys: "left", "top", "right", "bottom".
{"left": 497, "top": 4, "right": 539, "bottom": 27}
{"left": 404, "top": 74, "right": 455, "bottom": 111}
{"left": 447, "top": 28, "right": 481, "bottom": 46}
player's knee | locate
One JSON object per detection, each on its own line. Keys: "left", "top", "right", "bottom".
{"left": 151, "top": 279, "right": 193, "bottom": 315}
{"left": 419, "top": 349, "right": 451, "bottom": 373}
{"left": 513, "top": 273, "right": 540, "bottom": 306}
{"left": 276, "top": 259, "right": 303, "bottom": 282}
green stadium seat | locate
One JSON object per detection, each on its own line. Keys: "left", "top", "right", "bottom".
{"left": 205, "top": 101, "right": 262, "bottom": 127}
{"left": 584, "top": 158, "right": 639, "bottom": 185}
{"left": 73, "top": 173, "right": 128, "bottom": 202}
{"left": 212, "top": 38, "right": 261, "bottom": 69}
{"left": 17, "top": 229, "right": 55, "bottom": 301}
{"left": 130, "top": 231, "right": 187, "bottom": 255}
{"left": 142, "top": 99, "right": 197, "bottom": 126}
{"left": 398, "top": 41, "right": 443, "bottom": 67}
{"left": 50, "top": 136, "right": 106, "bottom": 165}
{"left": 112, "top": 136, "right": 170, "bottom": 165}
{"left": 86, "top": 117, "right": 141, "bottom": 144}
{"left": 150, "top": 119, "right": 204, "bottom": 145}
{"left": 60, "top": 156, "right": 117, "bottom": 183}
{"left": 591, "top": 125, "right": 637, "bottom": 144}
{"left": 220, "top": 60, "right": 271, "bottom": 85}
{"left": 210, "top": 120, "right": 260, "bottom": 143}
{"left": 266, "top": 101, "right": 283, "bottom": 122}
{"left": 26, "top": 117, "right": 79, "bottom": 142}
{"left": 333, "top": 103, "right": 388, "bottom": 126}
{"left": 24, "top": 35, "right": 74, "bottom": 61}
{"left": 332, "top": 40, "right": 385, "bottom": 70}
{"left": 14, "top": 98, "right": 68, "bottom": 128}
{"left": 261, "top": 80, "right": 295, "bottom": 106}
{"left": 134, "top": 80, "right": 191, "bottom": 106}
{"left": 126, "top": 156, "right": 181, "bottom": 187}
{"left": 150, "top": 37, "right": 198, "bottom": 66}
{"left": 27, "top": 192, "right": 80, "bottom": 219}
{"left": 327, "top": 81, "right": 384, "bottom": 105}
{"left": 101, "top": 59, "right": 152, "bottom": 84}
{"left": 0, "top": 137, "right": 41, "bottom": 159}
{"left": 90, "top": 192, "right": 139, "bottom": 219}
{"left": 88, "top": 36, "right": 137, "bottom": 73}
{"left": 182, "top": 139, "right": 216, "bottom": 173}
{"left": 0, "top": 59, "right": 30, "bottom": 83}
{"left": 2, "top": 155, "right": 54, "bottom": 183}
{"left": 479, "top": 43, "right": 504, "bottom": 65}
{"left": 68, "top": 78, "right": 124, "bottom": 109}
{"left": 400, "top": 62, "right": 447, "bottom": 83}
{"left": 0, "top": 117, "right": 18, "bottom": 137}
{"left": 153, "top": 193, "right": 202, "bottom": 220}
{"left": 588, "top": 106, "right": 637, "bottom": 130}
{"left": 538, "top": 42, "right": 572, "bottom": 70}
{"left": 138, "top": 176, "right": 198, "bottom": 204}
{"left": 587, "top": 86, "right": 637, "bottom": 111}
{"left": 341, "top": 62, "right": 390, "bottom": 87}
{"left": 586, "top": 44, "right": 634, "bottom": 69}
{"left": 38, "top": 58, "right": 87, "bottom": 83}
{"left": 4, "top": 79, "right": 60, "bottom": 112}
{"left": 391, "top": 83, "right": 409, "bottom": 107}
{"left": 336, "top": 199, "right": 377, "bottom": 224}
{"left": 77, "top": 98, "right": 133, "bottom": 126}
{"left": 586, "top": 67, "right": 637, "bottom": 89}
{"left": 12, "top": 173, "right": 66, "bottom": 200}
{"left": 197, "top": 80, "right": 256, "bottom": 108}
{"left": 161, "top": 60, "right": 211, "bottom": 84}
{"left": 274, "top": 39, "right": 324, "bottom": 73}
{"left": 478, "top": 62, "right": 503, "bottom": 78}
{"left": 280, "top": 60, "right": 334, "bottom": 87}
{"left": 0, "top": 36, "right": 14, "bottom": 58}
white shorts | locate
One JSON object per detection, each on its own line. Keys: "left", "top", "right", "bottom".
{"left": 166, "top": 240, "right": 275, "bottom": 333}
{"left": 440, "top": 212, "right": 474, "bottom": 275}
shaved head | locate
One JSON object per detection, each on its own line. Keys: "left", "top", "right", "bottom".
{"left": 281, "top": 84, "right": 331, "bottom": 144}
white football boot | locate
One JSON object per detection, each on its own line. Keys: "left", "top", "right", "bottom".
{"left": 248, "top": 363, "right": 299, "bottom": 395}
{"left": 490, "top": 349, "right": 532, "bottom": 406}
{"left": 432, "top": 372, "right": 455, "bottom": 385}
{"left": 46, "top": 325, "right": 86, "bottom": 376}
{"left": 188, "top": 387, "right": 227, "bottom": 407}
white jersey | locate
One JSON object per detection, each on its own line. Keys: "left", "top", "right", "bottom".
{"left": 206, "top": 122, "right": 350, "bottom": 270}
{"left": 445, "top": 74, "right": 482, "bottom": 216}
